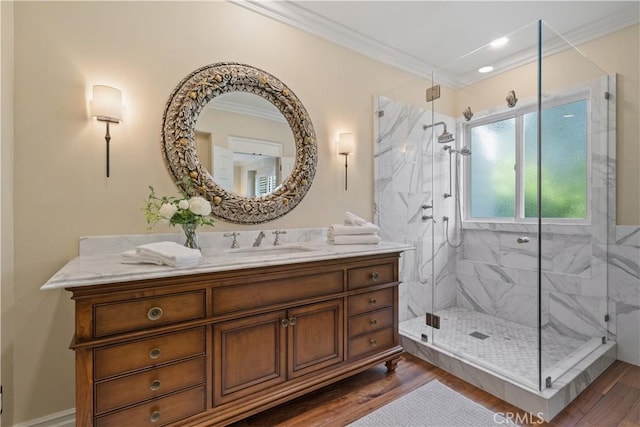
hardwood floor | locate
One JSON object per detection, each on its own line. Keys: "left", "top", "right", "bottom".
{"left": 231, "top": 353, "right": 640, "bottom": 427}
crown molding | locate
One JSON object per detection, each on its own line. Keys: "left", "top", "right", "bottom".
{"left": 230, "top": 0, "right": 638, "bottom": 88}
{"left": 229, "top": 0, "right": 458, "bottom": 87}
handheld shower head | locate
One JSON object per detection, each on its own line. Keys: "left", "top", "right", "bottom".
{"left": 459, "top": 146, "right": 471, "bottom": 156}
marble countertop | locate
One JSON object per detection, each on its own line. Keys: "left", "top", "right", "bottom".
{"left": 42, "top": 240, "right": 414, "bottom": 290}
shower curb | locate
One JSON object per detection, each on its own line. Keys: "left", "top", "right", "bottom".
{"left": 399, "top": 331, "right": 616, "bottom": 421}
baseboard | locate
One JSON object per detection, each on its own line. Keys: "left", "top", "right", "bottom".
{"left": 13, "top": 408, "right": 75, "bottom": 427}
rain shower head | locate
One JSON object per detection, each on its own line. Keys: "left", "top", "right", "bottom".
{"left": 438, "top": 130, "right": 455, "bottom": 144}
{"left": 423, "top": 121, "right": 455, "bottom": 143}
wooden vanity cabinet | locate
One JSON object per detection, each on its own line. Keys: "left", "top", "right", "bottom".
{"left": 69, "top": 253, "right": 402, "bottom": 426}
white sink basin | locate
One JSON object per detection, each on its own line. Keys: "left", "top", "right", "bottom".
{"left": 224, "top": 245, "right": 316, "bottom": 258}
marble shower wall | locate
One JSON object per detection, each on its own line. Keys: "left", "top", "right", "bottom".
{"left": 374, "top": 75, "right": 639, "bottom": 366}
{"left": 374, "top": 96, "right": 458, "bottom": 322}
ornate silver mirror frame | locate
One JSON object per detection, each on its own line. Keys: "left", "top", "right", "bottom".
{"left": 161, "top": 62, "right": 317, "bottom": 224}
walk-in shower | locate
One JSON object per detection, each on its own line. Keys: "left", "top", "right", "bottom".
{"left": 374, "top": 19, "right": 616, "bottom": 421}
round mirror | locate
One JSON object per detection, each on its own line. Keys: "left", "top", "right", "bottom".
{"left": 194, "top": 92, "right": 296, "bottom": 198}
{"left": 161, "top": 62, "right": 317, "bottom": 224}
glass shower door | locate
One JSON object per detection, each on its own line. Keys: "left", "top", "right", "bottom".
{"left": 374, "top": 86, "right": 436, "bottom": 343}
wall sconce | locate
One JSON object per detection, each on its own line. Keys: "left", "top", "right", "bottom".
{"left": 91, "top": 85, "right": 123, "bottom": 177}
{"left": 338, "top": 133, "right": 355, "bottom": 191}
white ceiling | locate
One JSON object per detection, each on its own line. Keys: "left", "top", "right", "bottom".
{"left": 232, "top": 0, "right": 639, "bottom": 85}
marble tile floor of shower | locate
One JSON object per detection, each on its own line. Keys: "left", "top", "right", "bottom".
{"left": 399, "top": 306, "right": 616, "bottom": 420}
{"left": 400, "top": 307, "right": 600, "bottom": 389}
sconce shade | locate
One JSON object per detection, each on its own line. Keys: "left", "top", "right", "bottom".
{"left": 338, "top": 133, "right": 355, "bottom": 155}
{"left": 91, "top": 85, "right": 122, "bottom": 123}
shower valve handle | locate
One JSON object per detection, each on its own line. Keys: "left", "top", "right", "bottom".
{"left": 517, "top": 237, "right": 530, "bottom": 244}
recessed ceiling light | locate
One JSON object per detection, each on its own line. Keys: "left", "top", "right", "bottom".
{"left": 478, "top": 66, "right": 494, "bottom": 73}
{"left": 490, "top": 37, "right": 509, "bottom": 48}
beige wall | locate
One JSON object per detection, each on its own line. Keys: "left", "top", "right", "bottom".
{"left": 7, "top": 1, "right": 427, "bottom": 423}
{"left": 4, "top": 2, "right": 638, "bottom": 424}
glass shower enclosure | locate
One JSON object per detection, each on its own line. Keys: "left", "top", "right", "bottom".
{"left": 375, "top": 19, "right": 615, "bottom": 416}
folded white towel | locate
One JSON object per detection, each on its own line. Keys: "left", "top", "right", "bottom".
{"left": 344, "top": 211, "right": 368, "bottom": 226}
{"left": 121, "top": 241, "right": 202, "bottom": 267}
{"left": 328, "top": 223, "right": 380, "bottom": 237}
{"left": 328, "top": 234, "right": 381, "bottom": 245}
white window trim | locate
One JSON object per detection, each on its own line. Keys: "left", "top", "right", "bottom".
{"left": 461, "top": 89, "right": 593, "bottom": 227}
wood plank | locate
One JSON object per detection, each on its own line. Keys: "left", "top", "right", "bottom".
{"left": 578, "top": 382, "right": 640, "bottom": 427}
{"left": 617, "top": 398, "right": 640, "bottom": 427}
{"left": 620, "top": 364, "right": 640, "bottom": 389}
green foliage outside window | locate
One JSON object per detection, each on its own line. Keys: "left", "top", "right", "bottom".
{"left": 468, "top": 98, "right": 587, "bottom": 220}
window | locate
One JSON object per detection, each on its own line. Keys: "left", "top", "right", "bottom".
{"left": 465, "top": 95, "right": 588, "bottom": 221}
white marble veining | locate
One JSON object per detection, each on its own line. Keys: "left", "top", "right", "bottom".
{"left": 42, "top": 228, "right": 413, "bottom": 290}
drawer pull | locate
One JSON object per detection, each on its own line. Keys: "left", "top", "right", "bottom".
{"left": 149, "top": 348, "right": 161, "bottom": 359}
{"left": 150, "top": 379, "right": 161, "bottom": 391}
{"left": 147, "top": 307, "right": 163, "bottom": 321}
{"left": 281, "top": 318, "right": 290, "bottom": 328}
{"left": 370, "top": 272, "right": 380, "bottom": 281}
{"left": 289, "top": 317, "right": 297, "bottom": 326}
{"left": 369, "top": 298, "right": 377, "bottom": 305}
{"left": 370, "top": 338, "right": 377, "bottom": 346}
{"left": 150, "top": 410, "right": 161, "bottom": 423}
{"left": 370, "top": 319, "right": 378, "bottom": 325}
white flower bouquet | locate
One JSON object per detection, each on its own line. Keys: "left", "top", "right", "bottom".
{"left": 144, "top": 184, "right": 214, "bottom": 249}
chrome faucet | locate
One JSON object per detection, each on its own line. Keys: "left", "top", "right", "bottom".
{"left": 253, "top": 231, "right": 266, "bottom": 247}
{"left": 224, "top": 232, "right": 240, "bottom": 249}
{"left": 272, "top": 230, "right": 287, "bottom": 246}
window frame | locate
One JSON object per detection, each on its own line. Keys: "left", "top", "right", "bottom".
{"left": 462, "top": 90, "right": 592, "bottom": 225}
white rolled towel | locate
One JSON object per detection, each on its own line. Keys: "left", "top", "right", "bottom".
{"left": 344, "top": 211, "right": 368, "bottom": 226}
{"left": 328, "top": 223, "right": 380, "bottom": 237}
{"left": 121, "top": 241, "right": 202, "bottom": 267}
{"left": 328, "top": 234, "right": 381, "bottom": 245}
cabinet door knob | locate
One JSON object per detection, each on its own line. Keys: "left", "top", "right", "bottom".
{"left": 149, "top": 348, "right": 161, "bottom": 359}
{"left": 281, "top": 318, "right": 290, "bottom": 328}
{"left": 370, "top": 319, "right": 378, "bottom": 325}
{"left": 150, "top": 379, "right": 161, "bottom": 391}
{"left": 369, "top": 298, "right": 377, "bottom": 304}
{"left": 289, "top": 317, "right": 297, "bottom": 326}
{"left": 370, "top": 339, "right": 377, "bottom": 346}
{"left": 370, "top": 272, "right": 380, "bottom": 281}
{"left": 150, "top": 410, "right": 161, "bottom": 423}
{"left": 147, "top": 307, "right": 163, "bottom": 321}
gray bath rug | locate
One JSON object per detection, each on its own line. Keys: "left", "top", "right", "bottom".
{"left": 347, "top": 380, "right": 518, "bottom": 427}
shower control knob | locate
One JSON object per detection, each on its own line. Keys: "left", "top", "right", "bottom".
{"left": 517, "top": 237, "right": 530, "bottom": 244}
{"left": 422, "top": 215, "right": 433, "bottom": 221}
{"left": 421, "top": 204, "right": 432, "bottom": 210}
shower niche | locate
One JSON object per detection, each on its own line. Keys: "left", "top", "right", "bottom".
{"left": 374, "top": 20, "right": 616, "bottom": 421}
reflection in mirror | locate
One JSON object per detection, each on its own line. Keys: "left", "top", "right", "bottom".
{"left": 194, "top": 92, "right": 295, "bottom": 197}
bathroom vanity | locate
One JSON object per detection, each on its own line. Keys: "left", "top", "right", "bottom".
{"left": 44, "top": 234, "right": 409, "bottom": 426}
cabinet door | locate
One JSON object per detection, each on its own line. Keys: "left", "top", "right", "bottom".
{"left": 287, "top": 299, "right": 344, "bottom": 379}
{"left": 213, "top": 310, "right": 287, "bottom": 405}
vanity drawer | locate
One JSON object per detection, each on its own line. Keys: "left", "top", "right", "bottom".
{"left": 95, "top": 385, "right": 205, "bottom": 427}
{"left": 95, "top": 357, "right": 205, "bottom": 414}
{"left": 347, "top": 288, "right": 394, "bottom": 316}
{"left": 94, "top": 328, "right": 205, "bottom": 380}
{"left": 348, "top": 327, "right": 394, "bottom": 360}
{"left": 94, "top": 291, "right": 206, "bottom": 337}
{"left": 348, "top": 307, "right": 394, "bottom": 338}
{"left": 213, "top": 270, "right": 343, "bottom": 314}
{"left": 347, "top": 262, "right": 395, "bottom": 290}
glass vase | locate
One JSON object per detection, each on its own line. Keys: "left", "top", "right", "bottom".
{"left": 181, "top": 223, "right": 200, "bottom": 250}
